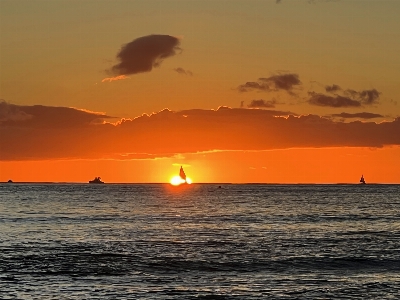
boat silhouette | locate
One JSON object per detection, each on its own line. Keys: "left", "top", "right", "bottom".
{"left": 179, "top": 166, "right": 187, "bottom": 183}
{"left": 359, "top": 175, "right": 366, "bottom": 184}
{"left": 89, "top": 177, "right": 104, "bottom": 184}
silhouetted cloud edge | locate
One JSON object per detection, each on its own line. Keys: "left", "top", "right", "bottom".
{"left": 1, "top": 104, "right": 399, "bottom": 161}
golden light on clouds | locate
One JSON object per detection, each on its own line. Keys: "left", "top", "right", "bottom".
{"left": 101, "top": 75, "right": 130, "bottom": 83}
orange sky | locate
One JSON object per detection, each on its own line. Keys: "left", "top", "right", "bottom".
{"left": 1, "top": 1, "right": 399, "bottom": 183}
{"left": 1, "top": 147, "right": 399, "bottom": 184}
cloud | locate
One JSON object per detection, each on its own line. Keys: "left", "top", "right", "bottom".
{"left": 238, "top": 81, "right": 270, "bottom": 92}
{"left": 309, "top": 86, "right": 381, "bottom": 108}
{"left": 238, "top": 73, "right": 301, "bottom": 94}
{"left": 331, "top": 112, "right": 384, "bottom": 119}
{"left": 247, "top": 99, "right": 276, "bottom": 108}
{"left": 0, "top": 100, "right": 32, "bottom": 123}
{"left": 309, "top": 93, "right": 361, "bottom": 107}
{"left": 101, "top": 75, "right": 130, "bottom": 83}
{"left": 325, "top": 84, "right": 342, "bottom": 93}
{"left": 173, "top": 67, "right": 193, "bottom": 76}
{"left": 359, "top": 89, "right": 380, "bottom": 105}
{"left": 1, "top": 104, "right": 399, "bottom": 161}
{"left": 108, "top": 35, "right": 181, "bottom": 76}
{"left": 0, "top": 102, "right": 113, "bottom": 128}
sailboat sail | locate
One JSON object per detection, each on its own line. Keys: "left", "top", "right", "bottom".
{"left": 179, "top": 166, "right": 187, "bottom": 181}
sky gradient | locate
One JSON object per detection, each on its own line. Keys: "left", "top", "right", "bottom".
{"left": 1, "top": 0, "right": 399, "bottom": 183}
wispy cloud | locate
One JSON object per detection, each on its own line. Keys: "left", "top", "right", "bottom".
{"left": 173, "top": 67, "right": 193, "bottom": 76}
{"left": 107, "top": 34, "right": 181, "bottom": 76}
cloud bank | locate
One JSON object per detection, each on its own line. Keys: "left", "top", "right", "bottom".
{"left": 1, "top": 103, "right": 399, "bottom": 161}
{"left": 108, "top": 35, "right": 181, "bottom": 76}
{"left": 0, "top": 101, "right": 112, "bottom": 128}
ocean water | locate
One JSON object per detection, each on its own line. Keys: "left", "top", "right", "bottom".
{"left": 0, "top": 183, "right": 399, "bottom": 299}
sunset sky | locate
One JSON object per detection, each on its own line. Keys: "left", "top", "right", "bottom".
{"left": 1, "top": 0, "right": 399, "bottom": 183}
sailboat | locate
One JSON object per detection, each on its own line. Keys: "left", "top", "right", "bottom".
{"left": 179, "top": 166, "right": 187, "bottom": 183}
{"left": 170, "top": 166, "right": 191, "bottom": 186}
{"left": 359, "top": 175, "right": 366, "bottom": 184}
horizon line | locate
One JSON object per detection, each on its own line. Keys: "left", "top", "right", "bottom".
{"left": 2, "top": 182, "right": 399, "bottom": 185}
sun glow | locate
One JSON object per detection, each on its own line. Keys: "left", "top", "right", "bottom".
{"left": 170, "top": 176, "right": 192, "bottom": 186}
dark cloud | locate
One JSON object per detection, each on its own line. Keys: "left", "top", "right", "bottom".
{"left": 343, "top": 88, "right": 380, "bottom": 104}
{"left": 359, "top": 89, "right": 380, "bottom": 105}
{"left": 325, "top": 84, "right": 341, "bottom": 93}
{"left": 309, "top": 93, "right": 361, "bottom": 107}
{"left": 309, "top": 85, "right": 382, "bottom": 108}
{"left": 0, "top": 100, "right": 32, "bottom": 123}
{"left": 1, "top": 105, "right": 399, "bottom": 161}
{"left": 108, "top": 35, "right": 181, "bottom": 76}
{"left": 173, "top": 67, "right": 193, "bottom": 76}
{"left": 331, "top": 112, "right": 384, "bottom": 119}
{"left": 0, "top": 101, "right": 113, "bottom": 128}
{"left": 247, "top": 99, "right": 276, "bottom": 108}
{"left": 238, "top": 73, "right": 301, "bottom": 94}
{"left": 260, "top": 74, "right": 301, "bottom": 90}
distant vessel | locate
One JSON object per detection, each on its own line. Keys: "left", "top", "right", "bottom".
{"left": 7, "top": 179, "right": 13, "bottom": 183}
{"left": 179, "top": 166, "right": 187, "bottom": 183}
{"left": 170, "top": 166, "right": 192, "bottom": 186}
{"left": 89, "top": 177, "right": 104, "bottom": 184}
{"left": 360, "top": 175, "right": 366, "bottom": 184}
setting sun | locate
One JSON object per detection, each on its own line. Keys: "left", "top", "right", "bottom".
{"left": 170, "top": 176, "right": 192, "bottom": 186}
{"left": 170, "top": 166, "right": 192, "bottom": 185}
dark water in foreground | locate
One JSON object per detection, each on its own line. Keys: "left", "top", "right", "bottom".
{"left": 0, "top": 184, "right": 399, "bottom": 299}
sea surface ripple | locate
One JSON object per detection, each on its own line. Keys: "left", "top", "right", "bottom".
{"left": 0, "top": 184, "right": 399, "bottom": 299}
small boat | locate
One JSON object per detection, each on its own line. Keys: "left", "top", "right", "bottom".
{"left": 170, "top": 166, "right": 192, "bottom": 186}
{"left": 7, "top": 179, "right": 13, "bottom": 183}
{"left": 359, "top": 175, "right": 366, "bottom": 184}
{"left": 89, "top": 177, "right": 104, "bottom": 184}
{"left": 179, "top": 166, "right": 187, "bottom": 183}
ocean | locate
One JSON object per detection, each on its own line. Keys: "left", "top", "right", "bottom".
{"left": 0, "top": 183, "right": 399, "bottom": 299}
